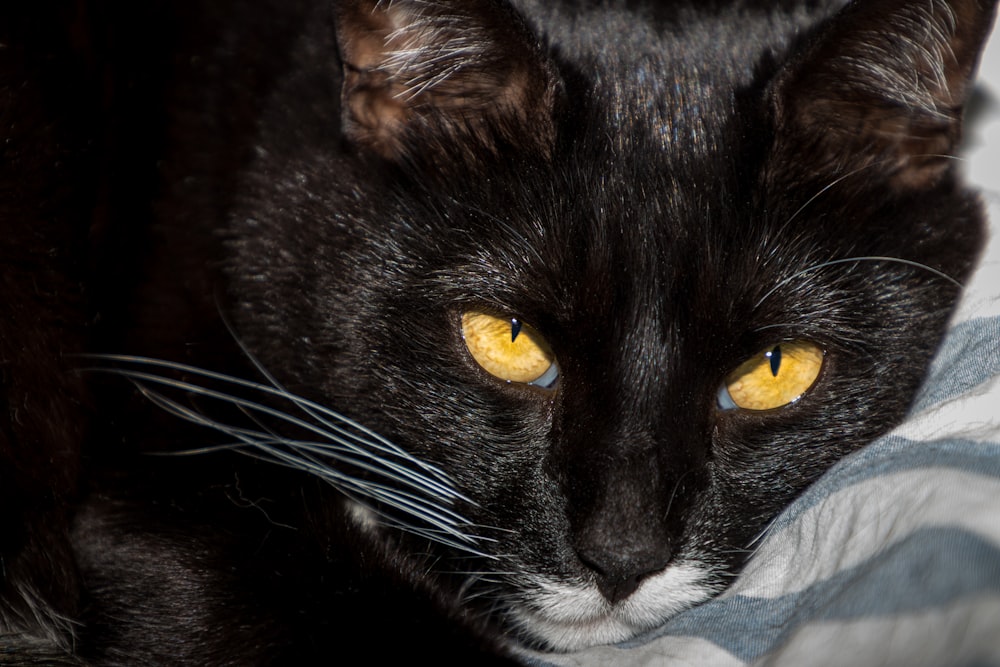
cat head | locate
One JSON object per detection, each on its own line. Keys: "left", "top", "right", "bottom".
{"left": 209, "top": 0, "right": 993, "bottom": 651}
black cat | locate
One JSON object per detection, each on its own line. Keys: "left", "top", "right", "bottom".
{"left": 1, "top": 0, "right": 995, "bottom": 663}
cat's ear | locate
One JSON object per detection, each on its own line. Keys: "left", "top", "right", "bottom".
{"left": 333, "top": 0, "right": 561, "bottom": 165}
{"left": 770, "top": 0, "right": 997, "bottom": 189}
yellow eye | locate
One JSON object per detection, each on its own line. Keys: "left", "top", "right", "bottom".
{"left": 461, "top": 311, "right": 558, "bottom": 387}
{"left": 720, "top": 341, "right": 823, "bottom": 411}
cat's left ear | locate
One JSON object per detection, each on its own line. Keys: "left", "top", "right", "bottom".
{"left": 333, "top": 0, "right": 562, "bottom": 165}
{"left": 770, "top": 0, "right": 998, "bottom": 189}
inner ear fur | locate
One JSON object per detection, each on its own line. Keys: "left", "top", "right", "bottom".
{"left": 334, "top": 0, "right": 562, "bottom": 165}
{"left": 770, "top": 0, "right": 998, "bottom": 190}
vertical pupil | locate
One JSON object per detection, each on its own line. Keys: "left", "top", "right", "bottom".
{"left": 511, "top": 318, "right": 522, "bottom": 342}
{"left": 767, "top": 345, "right": 782, "bottom": 377}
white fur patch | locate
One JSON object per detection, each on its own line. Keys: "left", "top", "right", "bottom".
{"left": 509, "top": 561, "right": 718, "bottom": 651}
{"left": 345, "top": 498, "right": 381, "bottom": 533}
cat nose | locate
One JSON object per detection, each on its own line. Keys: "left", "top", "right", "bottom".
{"left": 576, "top": 543, "right": 672, "bottom": 604}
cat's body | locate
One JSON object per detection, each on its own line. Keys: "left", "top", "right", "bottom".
{"left": 1, "top": 0, "right": 996, "bottom": 663}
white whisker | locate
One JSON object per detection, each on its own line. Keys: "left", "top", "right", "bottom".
{"left": 139, "top": 381, "right": 475, "bottom": 538}
{"left": 91, "top": 354, "right": 457, "bottom": 490}
{"left": 221, "top": 333, "right": 461, "bottom": 491}
{"left": 92, "top": 365, "right": 465, "bottom": 505}
{"left": 754, "top": 255, "right": 962, "bottom": 310}
{"left": 783, "top": 154, "right": 963, "bottom": 229}
{"left": 83, "top": 355, "right": 494, "bottom": 558}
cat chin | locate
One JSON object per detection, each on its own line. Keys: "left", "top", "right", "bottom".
{"left": 345, "top": 494, "right": 720, "bottom": 651}
{"left": 510, "top": 562, "right": 718, "bottom": 651}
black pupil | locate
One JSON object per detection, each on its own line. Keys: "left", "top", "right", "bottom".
{"left": 768, "top": 345, "right": 782, "bottom": 377}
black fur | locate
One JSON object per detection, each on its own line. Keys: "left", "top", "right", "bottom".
{"left": 1, "top": 0, "right": 995, "bottom": 663}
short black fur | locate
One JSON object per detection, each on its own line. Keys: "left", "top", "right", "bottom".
{"left": 1, "top": 0, "right": 995, "bottom": 662}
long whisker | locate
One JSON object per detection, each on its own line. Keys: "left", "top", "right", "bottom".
{"left": 760, "top": 155, "right": 965, "bottom": 309}
{"left": 84, "top": 355, "right": 495, "bottom": 557}
{"left": 91, "top": 355, "right": 455, "bottom": 487}
{"left": 782, "top": 154, "right": 963, "bottom": 229}
{"left": 136, "top": 383, "right": 463, "bottom": 520}
{"left": 131, "top": 380, "right": 475, "bottom": 532}
{"left": 754, "top": 255, "right": 963, "bottom": 310}
{"left": 217, "top": 327, "right": 459, "bottom": 489}
{"left": 88, "top": 361, "right": 465, "bottom": 504}
{"left": 783, "top": 163, "right": 878, "bottom": 229}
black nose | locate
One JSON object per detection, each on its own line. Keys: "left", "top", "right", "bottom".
{"left": 576, "top": 543, "right": 672, "bottom": 604}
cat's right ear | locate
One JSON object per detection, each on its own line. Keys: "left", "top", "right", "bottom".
{"left": 769, "top": 0, "right": 997, "bottom": 190}
{"left": 333, "top": 0, "right": 562, "bottom": 166}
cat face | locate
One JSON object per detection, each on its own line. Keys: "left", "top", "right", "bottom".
{"left": 197, "top": 0, "right": 991, "bottom": 651}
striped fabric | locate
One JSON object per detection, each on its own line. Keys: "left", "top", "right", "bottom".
{"left": 525, "top": 25, "right": 1000, "bottom": 667}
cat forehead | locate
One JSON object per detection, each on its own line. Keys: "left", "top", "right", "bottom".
{"left": 528, "top": 3, "right": 816, "bottom": 150}
{"left": 422, "top": 165, "right": 772, "bottom": 329}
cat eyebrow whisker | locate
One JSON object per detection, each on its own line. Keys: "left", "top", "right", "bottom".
{"left": 784, "top": 163, "right": 881, "bottom": 229}
{"left": 754, "top": 255, "right": 963, "bottom": 310}
{"left": 783, "top": 154, "right": 964, "bottom": 230}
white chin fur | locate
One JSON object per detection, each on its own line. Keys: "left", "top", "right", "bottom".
{"left": 510, "top": 562, "right": 717, "bottom": 651}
